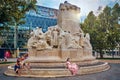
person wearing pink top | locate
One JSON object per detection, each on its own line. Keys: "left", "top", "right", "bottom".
{"left": 66, "top": 58, "right": 79, "bottom": 75}
{"left": 4, "top": 50, "right": 11, "bottom": 61}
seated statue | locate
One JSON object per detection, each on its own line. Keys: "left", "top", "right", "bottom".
{"left": 59, "top": 31, "right": 81, "bottom": 49}
{"left": 28, "top": 30, "right": 38, "bottom": 48}
{"left": 28, "top": 27, "right": 52, "bottom": 50}
{"left": 34, "top": 27, "right": 43, "bottom": 39}
{"left": 79, "top": 33, "right": 85, "bottom": 47}
{"left": 44, "top": 29, "right": 52, "bottom": 46}
{"left": 36, "top": 40, "right": 52, "bottom": 50}
{"left": 83, "top": 33, "right": 93, "bottom": 58}
{"left": 84, "top": 33, "right": 92, "bottom": 49}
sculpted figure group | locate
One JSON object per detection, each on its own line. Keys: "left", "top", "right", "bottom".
{"left": 28, "top": 26, "right": 92, "bottom": 52}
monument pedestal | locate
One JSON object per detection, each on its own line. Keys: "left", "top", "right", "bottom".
{"left": 25, "top": 49, "right": 96, "bottom": 67}
{"left": 4, "top": 62, "right": 110, "bottom": 77}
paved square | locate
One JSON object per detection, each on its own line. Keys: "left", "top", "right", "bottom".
{"left": 0, "top": 63, "right": 120, "bottom": 80}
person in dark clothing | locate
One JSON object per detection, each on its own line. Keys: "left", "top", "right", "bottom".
{"left": 14, "top": 60, "right": 21, "bottom": 76}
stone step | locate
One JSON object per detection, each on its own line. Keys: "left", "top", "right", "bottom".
{"left": 4, "top": 62, "right": 110, "bottom": 77}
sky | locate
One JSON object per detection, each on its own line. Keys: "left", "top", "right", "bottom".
{"left": 36, "top": 0, "right": 120, "bottom": 22}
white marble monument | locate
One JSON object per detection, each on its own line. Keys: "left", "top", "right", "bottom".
{"left": 26, "top": 1, "right": 95, "bottom": 66}
{"left": 5, "top": 1, "right": 109, "bottom": 77}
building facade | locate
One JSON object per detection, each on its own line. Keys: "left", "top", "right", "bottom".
{"left": 23, "top": 5, "right": 58, "bottom": 32}
{"left": 0, "top": 5, "right": 58, "bottom": 57}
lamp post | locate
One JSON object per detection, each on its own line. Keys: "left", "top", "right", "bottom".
{"left": 14, "top": 22, "right": 17, "bottom": 57}
{"left": 12, "top": 17, "right": 18, "bottom": 58}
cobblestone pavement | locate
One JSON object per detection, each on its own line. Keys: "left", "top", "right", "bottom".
{"left": 0, "top": 63, "right": 120, "bottom": 80}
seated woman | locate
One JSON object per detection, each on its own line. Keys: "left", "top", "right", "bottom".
{"left": 18, "top": 56, "right": 30, "bottom": 70}
{"left": 66, "top": 58, "right": 79, "bottom": 75}
{"left": 14, "top": 60, "right": 21, "bottom": 76}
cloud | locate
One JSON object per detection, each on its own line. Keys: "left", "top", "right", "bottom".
{"left": 36, "top": 0, "right": 120, "bottom": 17}
{"left": 36, "top": 0, "right": 60, "bottom": 9}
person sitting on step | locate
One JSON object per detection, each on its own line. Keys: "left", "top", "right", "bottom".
{"left": 66, "top": 58, "right": 79, "bottom": 75}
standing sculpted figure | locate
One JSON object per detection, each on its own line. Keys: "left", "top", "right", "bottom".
{"left": 52, "top": 28, "right": 59, "bottom": 48}
{"left": 58, "top": 30, "right": 66, "bottom": 49}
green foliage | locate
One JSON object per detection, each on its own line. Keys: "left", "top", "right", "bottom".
{"left": 97, "top": 58, "right": 120, "bottom": 60}
{"left": 0, "top": 39, "right": 3, "bottom": 46}
{"left": 0, "top": 0, "right": 36, "bottom": 47}
{"left": 0, "top": 0, "right": 36, "bottom": 26}
{"left": 81, "top": 3, "right": 120, "bottom": 58}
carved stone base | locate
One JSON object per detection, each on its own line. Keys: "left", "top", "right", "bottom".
{"left": 24, "top": 48, "right": 96, "bottom": 69}
{"left": 25, "top": 48, "right": 96, "bottom": 67}
{"left": 4, "top": 62, "right": 110, "bottom": 77}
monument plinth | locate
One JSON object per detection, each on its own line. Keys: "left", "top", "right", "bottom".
{"left": 5, "top": 1, "right": 110, "bottom": 77}
{"left": 26, "top": 1, "right": 95, "bottom": 64}
{"left": 58, "top": 1, "right": 82, "bottom": 34}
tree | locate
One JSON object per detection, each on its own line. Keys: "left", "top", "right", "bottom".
{"left": 82, "top": 11, "right": 96, "bottom": 33}
{"left": 0, "top": 0, "right": 36, "bottom": 27}
{"left": 81, "top": 11, "right": 107, "bottom": 58}
{"left": 0, "top": 0, "right": 36, "bottom": 48}
{"left": 81, "top": 11, "right": 97, "bottom": 51}
{"left": 109, "top": 3, "right": 120, "bottom": 57}
{"left": 81, "top": 3, "right": 120, "bottom": 58}
{"left": 96, "top": 6, "right": 112, "bottom": 58}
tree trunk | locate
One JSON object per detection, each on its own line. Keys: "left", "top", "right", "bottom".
{"left": 112, "top": 49, "right": 115, "bottom": 58}
{"left": 99, "top": 49, "right": 103, "bottom": 58}
{"left": 116, "top": 43, "right": 120, "bottom": 56}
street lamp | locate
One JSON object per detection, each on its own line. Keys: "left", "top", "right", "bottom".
{"left": 14, "top": 22, "right": 17, "bottom": 57}
{"left": 11, "top": 17, "right": 18, "bottom": 58}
